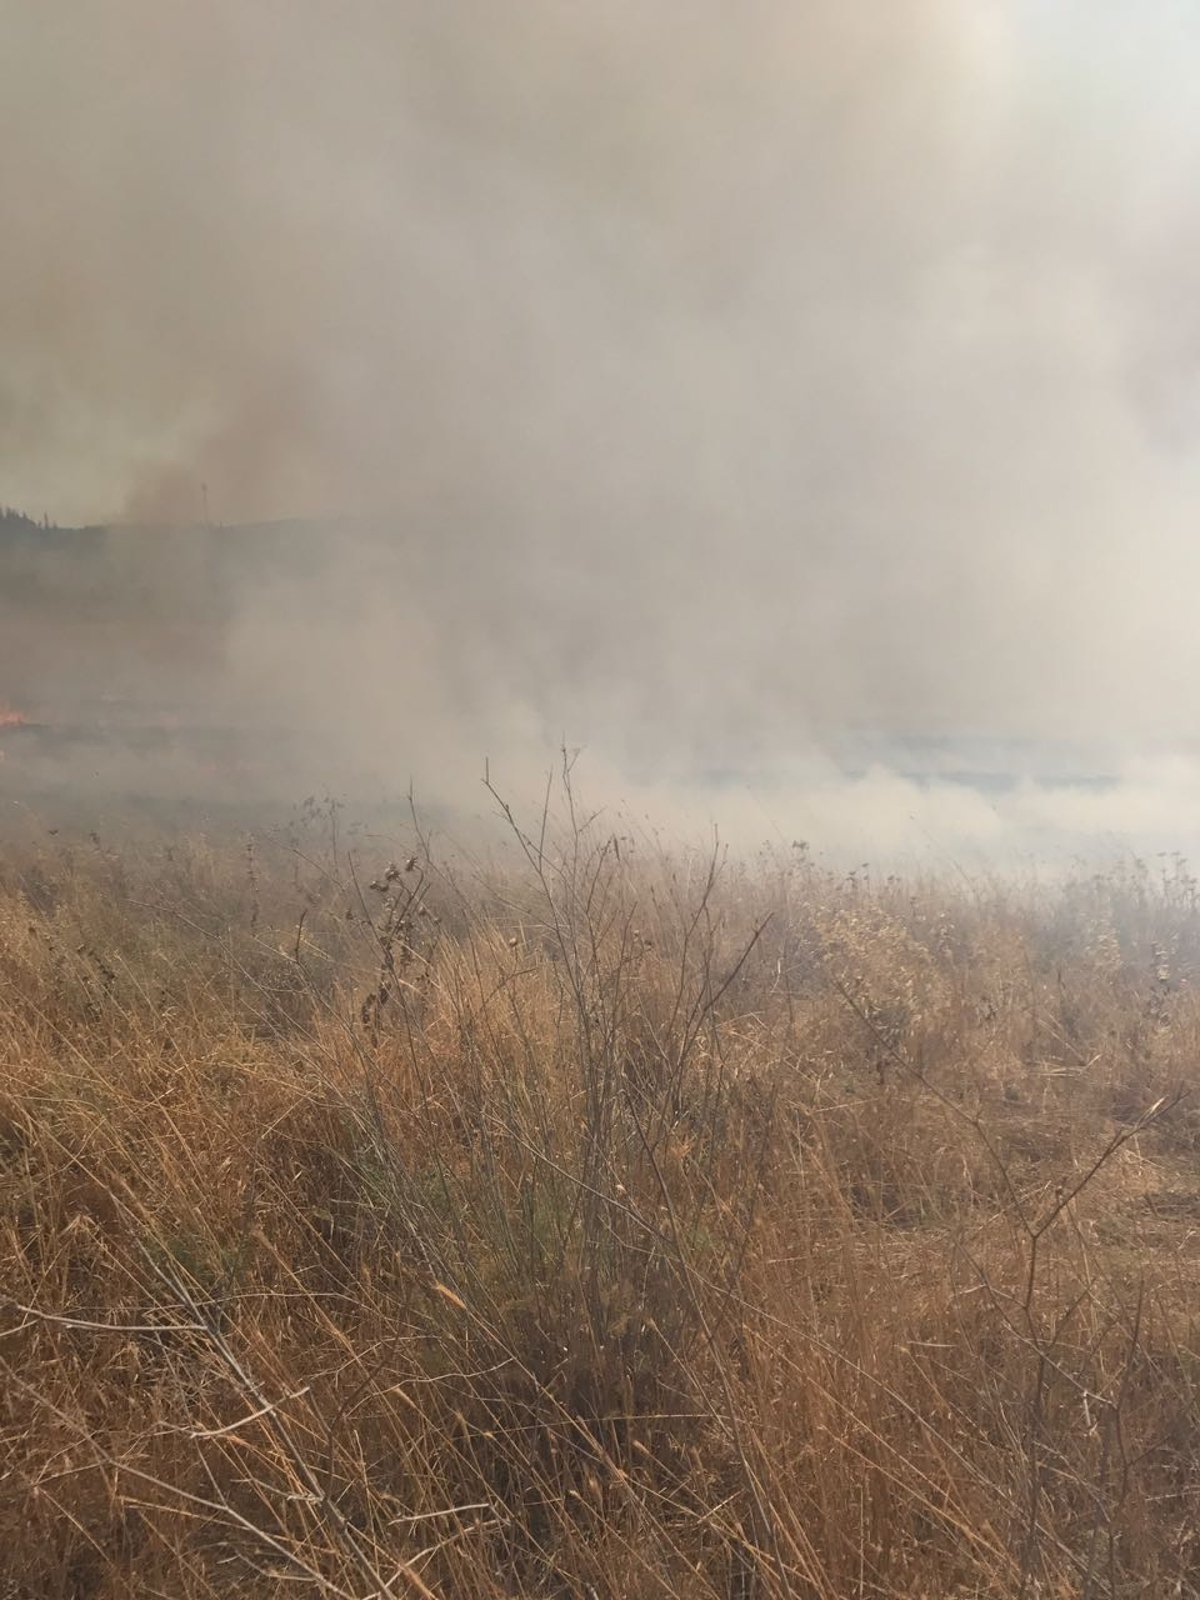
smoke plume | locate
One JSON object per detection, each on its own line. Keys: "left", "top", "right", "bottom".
{"left": 3, "top": 3, "right": 1200, "bottom": 856}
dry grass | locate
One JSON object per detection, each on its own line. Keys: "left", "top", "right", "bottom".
{"left": 2, "top": 787, "right": 1200, "bottom": 1597}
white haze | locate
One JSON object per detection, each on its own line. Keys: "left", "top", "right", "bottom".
{"left": 3, "top": 3, "right": 1200, "bottom": 861}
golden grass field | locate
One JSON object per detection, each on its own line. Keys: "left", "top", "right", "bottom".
{"left": 2, "top": 788, "right": 1199, "bottom": 1598}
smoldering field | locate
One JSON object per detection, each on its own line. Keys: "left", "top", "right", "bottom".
{"left": 3, "top": 506, "right": 1200, "bottom": 868}
{"left": 8, "top": 4, "right": 1200, "bottom": 1595}
{"left": 7, "top": 520, "right": 1200, "bottom": 1595}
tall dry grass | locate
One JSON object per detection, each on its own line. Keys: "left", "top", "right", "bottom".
{"left": 2, "top": 785, "right": 1199, "bottom": 1597}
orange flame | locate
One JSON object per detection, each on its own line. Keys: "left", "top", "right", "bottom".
{"left": 0, "top": 704, "right": 28, "bottom": 728}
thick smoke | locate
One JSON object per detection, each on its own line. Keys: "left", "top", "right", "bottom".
{"left": 3, "top": 3, "right": 1200, "bottom": 857}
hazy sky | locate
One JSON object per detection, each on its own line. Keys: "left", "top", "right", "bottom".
{"left": 4, "top": 2, "right": 1200, "bottom": 827}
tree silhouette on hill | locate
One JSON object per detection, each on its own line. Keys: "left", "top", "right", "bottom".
{"left": 0, "top": 506, "right": 56, "bottom": 532}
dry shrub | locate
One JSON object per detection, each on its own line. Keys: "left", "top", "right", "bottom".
{"left": 2, "top": 789, "right": 1200, "bottom": 1597}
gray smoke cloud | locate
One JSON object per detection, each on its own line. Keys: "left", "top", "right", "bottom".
{"left": 3, "top": 2, "right": 1200, "bottom": 855}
